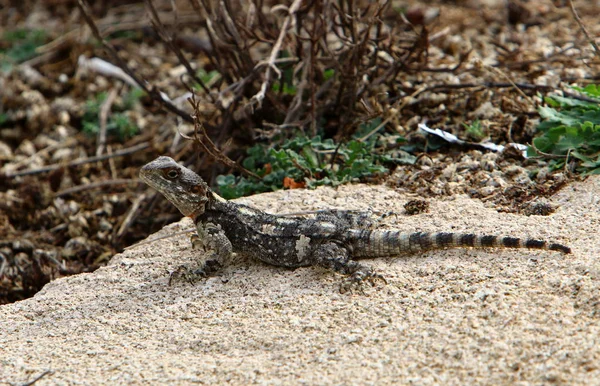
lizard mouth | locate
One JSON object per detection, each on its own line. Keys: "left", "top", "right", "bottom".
{"left": 138, "top": 167, "right": 153, "bottom": 185}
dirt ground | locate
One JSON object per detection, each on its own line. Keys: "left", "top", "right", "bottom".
{"left": 1, "top": 176, "right": 597, "bottom": 385}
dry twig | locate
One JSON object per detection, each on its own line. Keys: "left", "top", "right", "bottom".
{"left": 55, "top": 179, "right": 138, "bottom": 197}
{"left": 97, "top": 88, "right": 119, "bottom": 156}
{"left": 116, "top": 193, "right": 146, "bottom": 240}
{"left": 184, "top": 93, "right": 261, "bottom": 179}
{"left": 568, "top": 0, "right": 600, "bottom": 58}
{"left": 251, "top": 0, "right": 303, "bottom": 107}
{"left": 77, "top": 0, "right": 195, "bottom": 124}
{"left": 5, "top": 142, "right": 150, "bottom": 178}
{"left": 144, "top": 0, "right": 215, "bottom": 100}
{"left": 20, "top": 370, "right": 53, "bottom": 386}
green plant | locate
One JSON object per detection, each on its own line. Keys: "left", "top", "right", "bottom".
{"left": 121, "top": 88, "right": 145, "bottom": 110}
{"left": 528, "top": 85, "right": 600, "bottom": 174}
{"left": 323, "top": 68, "right": 335, "bottom": 81}
{"left": 216, "top": 119, "right": 413, "bottom": 199}
{"left": 81, "top": 89, "right": 143, "bottom": 140}
{"left": 461, "top": 120, "right": 486, "bottom": 141}
{"left": 196, "top": 68, "right": 220, "bottom": 86}
{"left": 111, "top": 114, "right": 138, "bottom": 139}
{"left": 271, "top": 50, "right": 297, "bottom": 96}
{"left": 0, "top": 29, "right": 47, "bottom": 72}
{"left": 271, "top": 82, "right": 297, "bottom": 95}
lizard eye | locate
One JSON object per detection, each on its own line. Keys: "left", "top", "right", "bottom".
{"left": 165, "top": 169, "right": 180, "bottom": 179}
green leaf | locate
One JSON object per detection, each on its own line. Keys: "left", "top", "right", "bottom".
{"left": 572, "top": 84, "right": 600, "bottom": 100}
{"left": 196, "top": 68, "right": 220, "bottom": 85}
{"left": 538, "top": 106, "right": 580, "bottom": 127}
{"left": 545, "top": 95, "right": 600, "bottom": 110}
{"left": 555, "top": 134, "right": 584, "bottom": 152}
{"left": 215, "top": 130, "right": 408, "bottom": 198}
{"left": 301, "top": 145, "right": 319, "bottom": 169}
{"left": 462, "top": 120, "right": 486, "bottom": 141}
{"left": 112, "top": 113, "right": 138, "bottom": 139}
{"left": 82, "top": 121, "right": 100, "bottom": 135}
{"left": 531, "top": 136, "right": 554, "bottom": 153}
{"left": 533, "top": 85, "right": 600, "bottom": 174}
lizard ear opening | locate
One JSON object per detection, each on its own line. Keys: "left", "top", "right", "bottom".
{"left": 190, "top": 184, "right": 207, "bottom": 194}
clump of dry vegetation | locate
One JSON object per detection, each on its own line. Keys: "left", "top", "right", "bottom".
{"left": 78, "top": 0, "right": 434, "bottom": 176}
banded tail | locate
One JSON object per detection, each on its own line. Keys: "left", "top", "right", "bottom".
{"left": 351, "top": 230, "right": 571, "bottom": 258}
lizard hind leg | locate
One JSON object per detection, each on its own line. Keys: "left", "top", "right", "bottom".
{"left": 313, "top": 242, "right": 387, "bottom": 293}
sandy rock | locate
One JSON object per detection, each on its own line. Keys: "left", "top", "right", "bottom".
{"left": 1, "top": 177, "right": 598, "bottom": 385}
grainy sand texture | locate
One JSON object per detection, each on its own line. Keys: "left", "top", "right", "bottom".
{"left": 1, "top": 176, "right": 598, "bottom": 385}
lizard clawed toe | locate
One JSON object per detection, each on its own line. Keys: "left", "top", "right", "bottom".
{"left": 168, "top": 259, "right": 222, "bottom": 286}
{"left": 168, "top": 265, "right": 197, "bottom": 286}
{"left": 368, "top": 272, "right": 387, "bottom": 287}
{"left": 195, "top": 259, "right": 222, "bottom": 276}
{"left": 339, "top": 270, "right": 387, "bottom": 294}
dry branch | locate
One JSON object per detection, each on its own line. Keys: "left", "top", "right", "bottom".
{"left": 185, "top": 93, "right": 261, "bottom": 180}
{"left": 97, "top": 88, "right": 119, "bottom": 156}
{"left": 144, "top": 0, "right": 215, "bottom": 100}
{"left": 568, "top": 0, "right": 600, "bottom": 58}
{"left": 251, "top": 0, "right": 303, "bottom": 107}
{"left": 77, "top": 0, "right": 195, "bottom": 124}
{"left": 5, "top": 142, "right": 150, "bottom": 178}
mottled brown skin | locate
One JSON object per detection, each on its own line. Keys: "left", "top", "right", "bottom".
{"left": 140, "top": 156, "right": 571, "bottom": 289}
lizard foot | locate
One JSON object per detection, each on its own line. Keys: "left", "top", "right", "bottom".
{"left": 339, "top": 270, "right": 387, "bottom": 294}
{"left": 168, "top": 259, "right": 222, "bottom": 286}
{"left": 168, "top": 265, "right": 197, "bottom": 286}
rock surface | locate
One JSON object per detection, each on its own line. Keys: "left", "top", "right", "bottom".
{"left": 1, "top": 178, "right": 598, "bottom": 385}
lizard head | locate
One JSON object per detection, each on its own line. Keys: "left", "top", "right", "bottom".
{"left": 140, "top": 156, "right": 210, "bottom": 217}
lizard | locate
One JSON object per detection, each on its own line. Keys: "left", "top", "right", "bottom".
{"left": 139, "top": 156, "right": 571, "bottom": 290}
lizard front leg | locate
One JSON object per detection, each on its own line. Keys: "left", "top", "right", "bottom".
{"left": 312, "top": 242, "right": 386, "bottom": 293}
{"left": 194, "top": 221, "right": 233, "bottom": 274}
{"left": 170, "top": 222, "right": 233, "bottom": 285}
